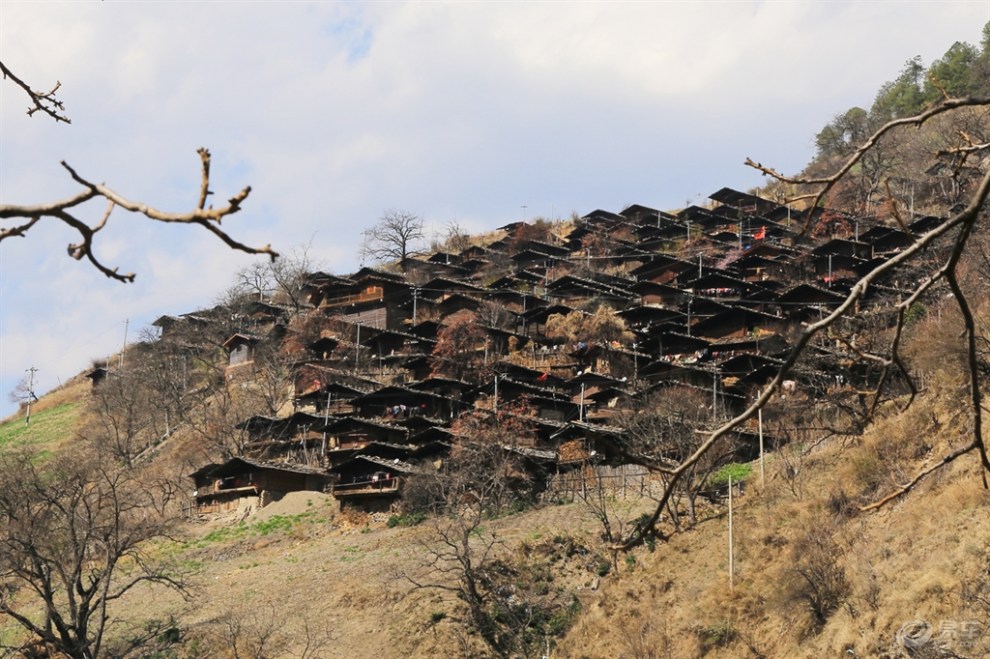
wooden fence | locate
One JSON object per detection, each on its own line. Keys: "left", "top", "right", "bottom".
{"left": 542, "top": 464, "right": 663, "bottom": 502}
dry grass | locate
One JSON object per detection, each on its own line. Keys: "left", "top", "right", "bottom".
{"left": 8, "top": 360, "right": 990, "bottom": 658}
{"left": 557, "top": 387, "right": 990, "bottom": 659}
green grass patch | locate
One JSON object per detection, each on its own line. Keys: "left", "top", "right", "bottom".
{"left": 0, "top": 402, "right": 81, "bottom": 453}
{"left": 386, "top": 512, "right": 426, "bottom": 528}
{"left": 340, "top": 545, "right": 364, "bottom": 562}
{"left": 189, "top": 511, "right": 321, "bottom": 548}
{"left": 710, "top": 462, "right": 752, "bottom": 487}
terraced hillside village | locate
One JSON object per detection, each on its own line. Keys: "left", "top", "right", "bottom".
{"left": 3, "top": 32, "right": 990, "bottom": 659}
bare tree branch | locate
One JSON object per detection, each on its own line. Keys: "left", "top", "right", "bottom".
{"left": 745, "top": 96, "right": 990, "bottom": 235}
{"left": 1, "top": 150, "right": 277, "bottom": 283}
{"left": 615, "top": 103, "right": 990, "bottom": 549}
{"left": 0, "top": 59, "right": 71, "bottom": 123}
{"left": 361, "top": 209, "right": 425, "bottom": 264}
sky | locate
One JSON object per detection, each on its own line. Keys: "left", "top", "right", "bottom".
{"left": 1, "top": 0, "right": 988, "bottom": 418}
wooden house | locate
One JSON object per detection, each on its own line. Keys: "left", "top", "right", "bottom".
{"left": 619, "top": 203, "right": 662, "bottom": 225}
{"left": 311, "top": 269, "right": 411, "bottom": 330}
{"left": 862, "top": 227, "right": 914, "bottom": 255}
{"left": 350, "top": 385, "right": 463, "bottom": 421}
{"left": 510, "top": 249, "right": 565, "bottom": 272}
{"left": 322, "top": 416, "right": 409, "bottom": 466}
{"left": 398, "top": 256, "right": 468, "bottom": 280}
{"left": 812, "top": 238, "right": 873, "bottom": 260}
{"left": 618, "top": 305, "right": 686, "bottom": 330}
{"left": 519, "top": 303, "right": 576, "bottom": 337}
{"left": 546, "top": 274, "right": 633, "bottom": 308}
{"left": 812, "top": 253, "right": 869, "bottom": 285}
{"left": 628, "top": 280, "right": 683, "bottom": 307}
{"left": 222, "top": 333, "right": 261, "bottom": 369}
{"left": 330, "top": 455, "right": 421, "bottom": 511}
{"left": 361, "top": 328, "right": 435, "bottom": 361}
{"left": 631, "top": 255, "right": 698, "bottom": 286}
{"left": 646, "top": 331, "right": 711, "bottom": 359}
{"left": 238, "top": 411, "right": 336, "bottom": 461}
{"left": 776, "top": 284, "right": 845, "bottom": 318}
{"left": 691, "top": 307, "right": 784, "bottom": 341}
{"left": 189, "top": 457, "right": 327, "bottom": 514}
{"left": 493, "top": 363, "right": 567, "bottom": 389}
{"left": 409, "top": 376, "right": 476, "bottom": 399}
{"left": 708, "top": 187, "right": 783, "bottom": 217}
{"left": 478, "top": 377, "right": 574, "bottom": 420}
{"left": 580, "top": 209, "right": 625, "bottom": 230}
{"left": 683, "top": 272, "right": 752, "bottom": 301}
{"left": 294, "top": 381, "right": 366, "bottom": 415}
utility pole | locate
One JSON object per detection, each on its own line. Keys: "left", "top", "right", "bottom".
{"left": 712, "top": 364, "right": 718, "bottom": 422}
{"left": 412, "top": 287, "right": 419, "bottom": 325}
{"left": 322, "top": 389, "right": 332, "bottom": 457}
{"left": 756, "top": 407, "right": 767, "bottom": 487}
{"left": 24, "top": 366, "right": 38, "bottom": 426}
{"left": 355, "top": 323, "right": 361, "bottom": 372}
{"left": 119, "top": 318, "right": 129, "bottom": 370}
{"left": 728, "top": 475, "right": 735, "bottom": 590}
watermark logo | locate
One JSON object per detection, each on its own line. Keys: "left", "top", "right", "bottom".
{"left": 896, "top": 620, "right": 932, "bottom": 649}
{"left": 896, "top": 619, "right": 982, "bottom": 651}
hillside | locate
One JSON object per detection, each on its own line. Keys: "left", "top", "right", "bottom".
{"left": 2, "top": 38, "right": 990, "bottom": 659}
{"left": 5, "top": 370, "right": 990, "bottom": 658}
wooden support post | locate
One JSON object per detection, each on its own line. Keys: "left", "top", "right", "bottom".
{"left": 728, "top": 476, "right": 735, "bottom": 591}
{"left": 756, "top": 407, "right": 767, "bottom": 488}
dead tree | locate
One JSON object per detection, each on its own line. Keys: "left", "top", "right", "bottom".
{"left": 0, "top": 60, "right": 277, "bottom": 282}
{"left": 361, "top": 209, "right": 425, "bottom": 264}
{"left": 0, "top": 449, "right": 188, "bottom": 658}
{"left": 616, "top": 95, "right": 990, "bottom": 550}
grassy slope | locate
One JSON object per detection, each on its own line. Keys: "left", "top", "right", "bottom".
{"left": 103, "top": 387, "right": 989, "bottom": 658}
{"left": 0, "top": 378, "right": 88, "bottom": 454}
{"left": 6, "top": 367, "right": 990, "bottom": 658}
{"left": 557, "top": 389, "right": 990, "bottom": 658}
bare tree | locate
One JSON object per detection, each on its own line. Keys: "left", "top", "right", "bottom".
{"left": 207, "top": 602, "right": 333, "bottom": 659}
{"left": 609, "top": 387, "right": 736, "bottom": 529}
{"left": 430, "top": 310, "right": 489, "bottom": 383}
{"left": 80, "top": 368, "right": 160, "bottom": 469}
{"left": 234, "top": 243, "right": 320, "bottom": 313}
{"left": 442, "top": 219, "right": 472, "bottom": 253}
{"left": 615, "top": 95, "right": 990, "bottom": 550}
{"left": 0, "top": 60, "right": 277, "bottom": 282}
{"left": 406, "top": 421, "right": 577, "bottom": 658}
{"left": 361, "top": 209, "right": 425, "bottom": 264}
{"left": 0, "top": 448, "right": 187, "bottom": 659}
{"left": 6, "top": 374, "right": 38, "bottom": 409}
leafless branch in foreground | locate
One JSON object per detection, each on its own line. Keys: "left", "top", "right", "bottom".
{"left": 615, "top": 98, "right": 990, "bottom": 550}
{"left": 0, "top": 148, "right": 278, "bottom": 282}
{"left": 0, "top": 59, "right": 71, "bottom": 123}
{"left": 744, "top": 96, "right": 990, "bottom": 236}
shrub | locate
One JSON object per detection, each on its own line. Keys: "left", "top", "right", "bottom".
{"left": 709, "top": 462, "right": 752, "bottom": 487}
{"left": 386, "top": 512, "right": 426, "bottom": 528}
{"left": 784, "top": 522, "right": 851, "bottom": 633}
{"left": 697, "top": 621, "right": 737, "bottom": 653}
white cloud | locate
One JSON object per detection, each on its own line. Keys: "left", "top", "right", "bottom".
{"left": 1, "top": 0, "right": 987, "bottom": 416}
